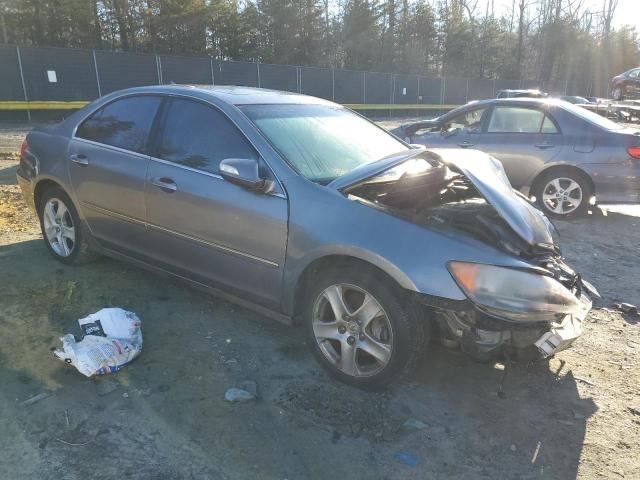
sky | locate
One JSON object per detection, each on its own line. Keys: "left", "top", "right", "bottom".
{"left": 493, "top": 0, "right": 640, "bottom": 28}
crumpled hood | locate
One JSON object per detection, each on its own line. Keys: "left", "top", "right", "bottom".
{"left": 328, "top": 148, "right": 555, "bottom": 247}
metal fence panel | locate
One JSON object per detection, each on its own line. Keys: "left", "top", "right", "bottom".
{"left": 364, "top": 72, "right": 391, "bottom": 104}
{"left": 0, "top": 45, "right": 24, "bottom": 100}
{"left": 521, "top": 79, "right": 545, "bottom": 91}
{"left": 333, "top": 69, "right": 364, "bottom": 104}
{"left": 300, "top": 66, "right": 333, "bottom": 100}
{"left": 467, "top": 78, "right": 494, "bottom": 101}
{"left": 160, "top": 54, "right": 212, "bottom": 85}
{"left": 216, "top": 60, "right": 258, "bottom": 87}
{"left": 443, "top": 77, "right": 467, "bottom": 104}
{"left": 95, "top": 50, "right": 158, "bottom": 94}
{"left": 393, "top": 74, "right": 418, "bottom": 104}
{"left": 20, "top": 46, "right": 98, "bottom": 101}
{"left": 259, "top": 63, "right": 298, "bottom": 92}
{"left": 418, "top": 77, "right": 442, "bottom": 104}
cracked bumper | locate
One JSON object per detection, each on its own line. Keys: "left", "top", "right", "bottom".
{"left": 534, "top": 293, "right": 591, "bottom": 358}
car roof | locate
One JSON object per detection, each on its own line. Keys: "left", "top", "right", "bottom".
{"left": 106, "top": 84, "right": 334, "bottom": 106}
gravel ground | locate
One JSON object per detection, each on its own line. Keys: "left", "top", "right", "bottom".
{"left": 1, "top": 125, "right": 639, "bottom": 479}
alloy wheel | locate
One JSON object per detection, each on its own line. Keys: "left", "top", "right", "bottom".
{"left": 541, "top": 177, "right": 583, "bottom": 216}
{"left": 312, "top": 283, "right": 393, "bottom": 377}
{"left": 43, "top": 197, "right": 75, "bottom": 257}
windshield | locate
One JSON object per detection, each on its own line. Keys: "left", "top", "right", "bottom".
{"left": 241, "top": 104, "right": 408, "bottom": 182}
{"left": 561, "top": 102, "right": 624, "bottom": 130}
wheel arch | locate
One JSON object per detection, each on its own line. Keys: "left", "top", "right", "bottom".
{"left": 33, "top": 177, "right": 71, "bottom": 212}
{"left": 530, "top": 164, "right": 595, "bottom": 199}
{"left": 287, "top": 253, "right": 417, "bottom": 323}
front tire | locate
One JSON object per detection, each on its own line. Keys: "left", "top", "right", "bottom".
{"left": 38, "top": 186, "right": 96, "bottom": 265}
{"left": 303, "top": 265, "right": 427, "bottom": 390}
{"left": 533, "top": 169, "right": 592, "bottom": 219}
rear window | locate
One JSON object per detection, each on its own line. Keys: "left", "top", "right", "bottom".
{"left": 561, "top": 102, "right": 624, "bottom": 130}
{"left": 76, "top": 96, "right": 162, "bottom": 153}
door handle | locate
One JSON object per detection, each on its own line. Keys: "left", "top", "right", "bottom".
{"left": 535, "top": 143, "right": 555, "bottom": 149}
{"left": 458, "top": 142, "right": 475, "bottom": 148}
{"left": 70, "top": 153, "right": 89, "bottom": 165}
{"left": 151, "top": 177, "right": 178, "bottom": 193}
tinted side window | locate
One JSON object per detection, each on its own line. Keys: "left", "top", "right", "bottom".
{"left": 157, "top": 99, "right": 257, "bottom": 174}
{"left": 541, "top": 116, "right": 559, "bottom": 133}
{"left": 444, "top": 107, "right": 487, "bottom": 133}
{"left": 487, "top": 107, "right": 545, "bottom": 133}
{"left": 76, "top": 96, "right": 161, "bottom": 154}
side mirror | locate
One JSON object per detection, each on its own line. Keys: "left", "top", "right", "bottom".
{"left": 219, "top": 158, "right": 267, "bottom": 192}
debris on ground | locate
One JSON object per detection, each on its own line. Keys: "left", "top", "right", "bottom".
{"left": 613, "top": 303, "right": 639, "bottom": 316}
{"left": 225, "top": 380, "right": 258, "bottom": 402}
{"left": 402, "top": 418, "right": 428, "bottom": 431}
{"left": 18, "top": 392, "right": 51, "bottom": 407}
{"left": 394, "top": 451, "right": 421, "bottom": 467}
{"left": 53, "top": 308, "right": 142, "bottom": 377}
{"left": 628, "top": 407, "right": 640, "bottom": 417}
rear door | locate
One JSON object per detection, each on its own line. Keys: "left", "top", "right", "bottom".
{"left": 144, "top": 97, "right": 288, "bottom": 307}
{"left": 69, "top": 95, "right": 162, "bottom": 255}
{"left": 478, "top": 105, "right": 563, "bottom": 188}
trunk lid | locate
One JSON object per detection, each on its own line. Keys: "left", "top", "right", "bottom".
{"left": 328, "top": 148, "right": 555, "bottom": 247}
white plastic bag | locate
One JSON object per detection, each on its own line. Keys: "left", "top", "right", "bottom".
{"left": 54, "top": 308, "right": 142, "bottom": 377}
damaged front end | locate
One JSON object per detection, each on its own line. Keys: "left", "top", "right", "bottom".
{"left": 330, "top": 148, "right": 596, "bottom": 362}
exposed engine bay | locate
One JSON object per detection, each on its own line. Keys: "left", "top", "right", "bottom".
{"left": 343, "top": 154, "right": 594, "bottom": 362}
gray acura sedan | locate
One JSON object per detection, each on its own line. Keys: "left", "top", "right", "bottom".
{"left": 18, "top": 86, "right": 596, "bottom": 389}
{"left": 391, "top": 98, "right": 640, "bottom": 218}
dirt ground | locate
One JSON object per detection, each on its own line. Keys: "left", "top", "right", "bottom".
{"left": 1, "top": 125, "right": 639, "bottom": 480}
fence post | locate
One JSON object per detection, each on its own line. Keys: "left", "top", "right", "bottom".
{"left": 465, "top": 78, "right": 469, "bottom": 103}
{"left": 155, "top": 55, "right": 162, "bottom": 84}
{"left": 297, "top": 66, "right": 301, "bottom": 93}
{"left": 92, "top": 50, "right": 102, "bottom": 97}
{"left": 440, "top": 76, "right": 445, "bottom": 105}
{"left": 211, "top": 57, "right": 216, "bottom": 85}
{"left": 331, "top": 68, "right": 335, "bottom": 101}
{"left": 16, "top": 45, "right": 30, "bottom": 121}
{"left": 492, "top": 78, "right": 496, "bottom": 98}
{"left": 391, "top": 75, "right": 395, "bottom": 104}
{"left": 416, "top": 76, "right": 420, "bottom": 104}
{"left": 362, "top": 71, "right": 366, "bottom": 104}
{"left": 256, "top": 62, "right": 261, "bottom": 88}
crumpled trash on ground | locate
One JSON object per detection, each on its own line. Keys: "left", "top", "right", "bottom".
{"left": 53, "top": 308, "right": 142, "bottom": 377}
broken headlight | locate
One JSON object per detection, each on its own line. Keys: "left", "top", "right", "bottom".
{"left": 448, "top": 261, "right": 587, "bottom": 323}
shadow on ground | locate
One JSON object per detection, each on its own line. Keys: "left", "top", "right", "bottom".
{"left": 0, "top": 239, "right": 596, "bottom": 479}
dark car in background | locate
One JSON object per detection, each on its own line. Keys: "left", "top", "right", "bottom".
{"left": 391, "top": 98, "right": 640, "bottom": 218}
{"left": 18, "top": 86, "right": 596, "bottom": 389}
{"left": 610, "top": 67, "right": 640, "bottom": 100}
{"left": 496, "top": 89, "right": 548, "bottom": 99}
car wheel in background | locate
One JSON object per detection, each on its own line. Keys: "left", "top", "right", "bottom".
{"left": 38, "top": 186, "right": 97, "bottom": 265}
{"left": 533, "top": 169, "right": 593, "bottom": 219}
{"left": 303, "top": 264, "right": 427, "bottom": 390}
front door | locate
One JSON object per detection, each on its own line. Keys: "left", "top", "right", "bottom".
{"left": 68, "top": 95, "right": 162, "bottom": 255}
{"left": 413, "top": 105, "right": 488, "bottom": 149}
{"left": 478, "top": 105, "right": 563, "bottom": 188}
{"left": 144, "top": 97, "right": 288, "bottom": 307}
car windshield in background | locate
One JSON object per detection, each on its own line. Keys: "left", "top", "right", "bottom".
{"left": 560, "top": 101, "right": 624, "bottom": 130}
{"left": 241, "top": 104, "right": 409, "bottom": 182}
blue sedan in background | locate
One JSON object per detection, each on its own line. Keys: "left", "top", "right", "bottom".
{"left": 391, "top": 98, "right": 640, "bottom": 218}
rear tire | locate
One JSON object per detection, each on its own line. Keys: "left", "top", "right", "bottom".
{"left": 612, "top": 86, "right": 623, "bottom": 101}
{"left": 533, "top": 169, "right": 592, "bottom": 220}
{"left": 302, "top": 264, "right": 428, "bottom": 390}
{"left": 37, "top": 186, "right": 97, "bottom": 265}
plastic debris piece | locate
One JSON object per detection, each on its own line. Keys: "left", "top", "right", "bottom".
{"left": 394, "top": 451, "right": 421, "bottom": 467}
{"left": 54, "top": 308, "right": 142, "bottom": 377}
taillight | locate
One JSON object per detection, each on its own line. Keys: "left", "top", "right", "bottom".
{"left": 628, "top": 146, "right": 640, "bottom": 159}
{"left": 20, "top": 139, "right": 28, "bottom": 158}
